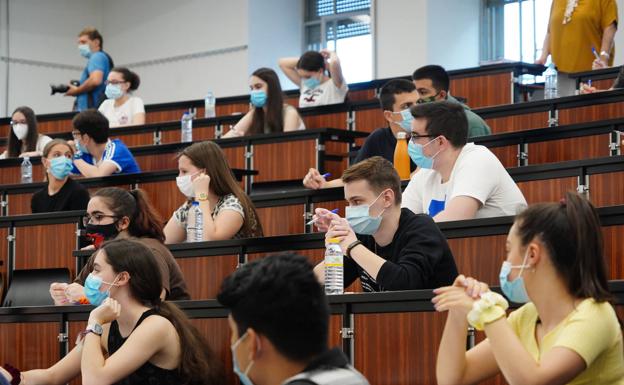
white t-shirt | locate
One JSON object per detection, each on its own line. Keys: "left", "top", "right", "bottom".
{"left": 299, "top": 79, "right": 348, "bottom": 108}
{"left": 98, "top": 96, "right": 145, "bottom": 127}
{"left": 402, "top": 143, "right": 527, "bottom": 220}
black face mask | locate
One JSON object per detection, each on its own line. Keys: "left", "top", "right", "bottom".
{"left": 85, "top": 222, "right": 120, "bottom": 247}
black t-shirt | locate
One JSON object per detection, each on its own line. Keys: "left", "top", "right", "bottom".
{"left": 31, "top": 178, "right": 90, "bottom": 213}
{"left": 354, "top": 127, "right": 416, "bottom": 172}
{"left": 344, "top": 208, "right": 458, "bottom": 292}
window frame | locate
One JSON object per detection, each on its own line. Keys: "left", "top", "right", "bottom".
{"left": 303, "top": 0, "right": 376, "bottom": 80}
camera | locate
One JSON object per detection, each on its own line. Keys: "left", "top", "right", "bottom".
{"left": 50, "top": 80, "right": 80, "bottom": 95}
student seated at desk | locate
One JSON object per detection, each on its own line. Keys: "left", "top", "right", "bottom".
{"left": 434, "top": 192, "right": 624, "bottom": 385}
{"left": 218, "top": 252, "right": 370, "bottom": 385}
{"left": 279, "top": 49, "right": 348, "bottom": 108}
{"left": 49, "top": 187, "right": 190, "bottom": 304}
{"left": 223, "top": 67, "right": 305, "bottom": 137}
{"left": 5, "top": 239, "right": 223, "bottom": 385}
{"left": 98, "top": 67, "right": 145, "bottom": 127}
{"left": 402, "top": 101, "right": 527, "bottom": 222}
{"left": 0, "top": 106, "right": 52, "bottom": 159}
{"left": 31, "top": 139, "right": 90, "bottom": 213}
{"left": 312, "top": 156, "right": 458, "bottom": 292}
{"left": 164, "top": 141, "right": 263, "bottom": 243}
{"left": 69, "top": 109, "right": 140, "bottom": 177}
{"left": 303, "top": 79, "right": 418, "bottom": 189}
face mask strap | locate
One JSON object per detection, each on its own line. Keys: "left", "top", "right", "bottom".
{"left": 370, "top": 189, "right": 391, "bottom": 218}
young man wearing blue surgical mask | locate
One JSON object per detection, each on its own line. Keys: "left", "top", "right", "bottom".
{"left": 412, "top": 65, "right": 491, "bottom": 138}
{"left": 218, "top": 253, "right": 369, "bottom": 385}
{"left": 65, "top": 27, "right": 113, "bottom": 111}
{"left": 402, "top": 102, "right": 526, "bottom": 222}
{"left": 303, "top": 79, "right": 418, "bottom": 189}
{"left": 313, "top": 156, "right": 457, "bottom": 292}
{"left": 224, "top": 68, "right": 305, "bottom": 137}
{"left": 69, "top": 109, "right": 140, "bottom": 177}
{"left": 279, "top": 50, "right": 348, "bottom": 108}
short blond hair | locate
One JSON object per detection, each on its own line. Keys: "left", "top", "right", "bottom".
{"left": 78, "top": 27, "right": 103, "bottom": 48}
{"left": 341, "top": 156, "right": 402, "bottom": 204}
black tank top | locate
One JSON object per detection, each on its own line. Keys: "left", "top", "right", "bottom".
{"left": 108, "top": 309, "right": 183, "bottom": 385}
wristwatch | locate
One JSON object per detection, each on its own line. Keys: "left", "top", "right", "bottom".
{"left": 600, "top": 50, "right": 611, "bottom": 59}
{"left": 75, "top": 323, "right": 103, "bottom": 345}
{"left": 196, "top": 192, "right": 209, "bottom": 201}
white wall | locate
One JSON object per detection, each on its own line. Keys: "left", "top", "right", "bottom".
{"left": 0, "top": 0, "right": 250, "bottom": 116}
{"left": 248, "top": 0, "right": 303, "bottom": 90}
{"left": 374, "top": 0, "right": 428, "bottom": 79}
{"left": 103, "top": 0, "right": 249, "bottom": 105}
{"left": 426, "top": 0, "right": 480, "bottom": 70}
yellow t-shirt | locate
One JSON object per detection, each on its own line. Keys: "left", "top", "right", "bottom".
{"left": 549, "top": 0, "right": 618, "bottom": 73}
{"left": 508, "top": 298, "right": 624, "bottom": 385}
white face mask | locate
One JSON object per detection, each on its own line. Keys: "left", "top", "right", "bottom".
{"left": 12, "top": 123, "right": 28, "bottom": 140}
{"left": 175, "top": 171, "right": 200, "bottom": 198}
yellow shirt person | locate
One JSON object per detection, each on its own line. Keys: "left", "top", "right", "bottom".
{"left": 546, "top": 0, "right": 618, "bottom": 73}
{"left": 508, "top": 298, "right": 624, "bottom": 385}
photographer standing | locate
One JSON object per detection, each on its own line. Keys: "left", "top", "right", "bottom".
{"left": 65, "top": 27, "right": 113, "bottom": 111}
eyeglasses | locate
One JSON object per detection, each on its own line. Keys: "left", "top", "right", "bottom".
{"left": 105, "top": 80, "right": 127, "bottom": 86}
{"left": 10, "top": 120, "right": 27, "bottom": 125}
{"left": 410, "top": 133, "right": 435, "bottom": 143}
{"left": 71, "top": 131, "right": 82, "bottom": 139}
{"left": 83, "top": 213, "right": 118, "bottom": 227}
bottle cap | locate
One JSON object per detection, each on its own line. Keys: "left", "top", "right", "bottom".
{"left": 328, "top": 237, "right": 341, "bottom": 244}
{"left": 192, "top": 201, "right": 200, "bottom": 206}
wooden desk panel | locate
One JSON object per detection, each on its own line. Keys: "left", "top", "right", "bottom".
{"left": 253, "top": 140, "right": 316, "bottom": 182}
{"left": 0, "top": 164, "right": 44, "bottom": 185}
{"left": 354, "top": 108, "right": 386, "bottom": 134}
{"left": 112, "top": 132, "right": 154, "bottom": 147}
{"left": 176, "top": 255, "right": 238, "bottom": 300}
{"left": 354, "top": 312, "right": 446, "bottom": 385}
{"left": 139, "top": 179, "right": 182, "bottom": 223}
{"left": 303, "top": 112, "right": 348, "bottom": 130}
{"left": 38, "top": 119, "right": 73, "bottom": 134}
{"left": 7, "top": 192, "right": 34, "bottom": 216}
{"left": 0, "top": 322, "right": 59, "bottom": 370}
{"left": 256, "top": 205, "right": 306, "bottom": 237}
{"left": 490, "top": 146, "right": 518, "bottom": 168}
{"left": 602, "top": 225, "right": 624, "bottom": 279}
{"left": 451, "top": 72, "right": 513, "bottom": 108}
{"left": 516, "top": 177, "right": 578, "bottom": 205}
{"left": 590, "top": 171, "right": 624, "bottom": 207}
{"left": 448, "top": 235, "right": 507, "bottom": 286}
{"left": 0, "top": 228, "right": 7, "bottom": 291}
{"left": 190, "top": 317, "right": 237, "bottom": 385}
{"left": 558, "top": 102, "right": 624, "bottom": 125}
{"left": 145, "top": 108, "right": 190, "bottom": 124}
{"left": 484, "top": 112, "right": 550, "bottom": 134}
{"left": 349, "top": 89, "right": 376, "bottom": 102}
{"left": 527, "top": 135, "right": 608, "bottom": 165}
{"left": 14, "top": 224, "right": 77, "bottom": 276}
{"left": 216, "top": 103, "right": 249, "bottom": 116}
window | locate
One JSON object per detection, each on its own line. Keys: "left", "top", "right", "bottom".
{"left": 304, "top": 0, "right": 373, "bottom": 83}
{"left": 481, "top": 0, "right": 553, "bottom": 64}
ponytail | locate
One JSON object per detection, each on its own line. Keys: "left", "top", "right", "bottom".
{"left": 94, "top": 187, "right": 165, "bottom": 242}
{"left": 515, "top": 192, "right": 611, "bottom": 302}
{"left": 156, "top": 301, "right": 225, "bottom": 385}
{"left": 128, "top": 189, "right": 165, "bottom": 242}
{"left": 111, "top": 67, "right": 141, "bottom": 91}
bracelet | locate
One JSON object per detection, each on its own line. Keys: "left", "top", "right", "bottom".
{"left": 3, "top": 363, "right": 21, "bottom": 385}
{"left": 346, "top": 240, "right": 363, "bottom": 258}
{"left": 600, "top": 50, "right": 611, "bottom": 59}
{"left": 467, "top": 292, "right": 509, "bottom": 331}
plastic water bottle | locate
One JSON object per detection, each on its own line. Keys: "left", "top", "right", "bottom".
{"left": 181, "top": 112, "right": 193, "bottom": 142}
{"left": 204, "top": 91, "right": 216, "bottom": 118}
{"left": 544, "top": 63, "right": 558, "bottom": 100}
{"left": 186, "top": 201, "right": 204, "bottom": 242}
{"left": 324, "top": 238, "right": 344, "bottom": 295}
{"left": 21, "top": 156, "right": 32, "bottom": 183}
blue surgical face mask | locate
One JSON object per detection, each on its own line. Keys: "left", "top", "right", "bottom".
{"left": 250, "top": 90, "right": 267, "bottom": 108}
{"left": 231, "top": 332, "right": 255, "bottom": 385}
{"left": 75, "top": 138, "right": 89, "bottom": 155}
{"left": 105, "top": 84, "right": 124, "bottom": 100}
{"left": 408, "top": 137, "right": 440, "bottom": 169}
{"left": 49, "top": 156, "right": 73, "bottom": 180}
{"left": 393, "top": 109, "right": 414, "bottom": 133}
{"left": 499, "top": 250, "right": 532, "bottom": 303}
{"left": 345, "top": 191, "right": 387, "bottom": 235}
{"left": 303, "top": 75, "right": 321, "bottom": 89}
{"left": 84, "top": 273, "right": 120, "bottom": 306}
{"left": 78, "top": 44, "right": 91, "bottom": 58}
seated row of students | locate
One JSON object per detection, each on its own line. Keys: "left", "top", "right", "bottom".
{"left": 14, "top": 190, "right": 624, "bottom": 385}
